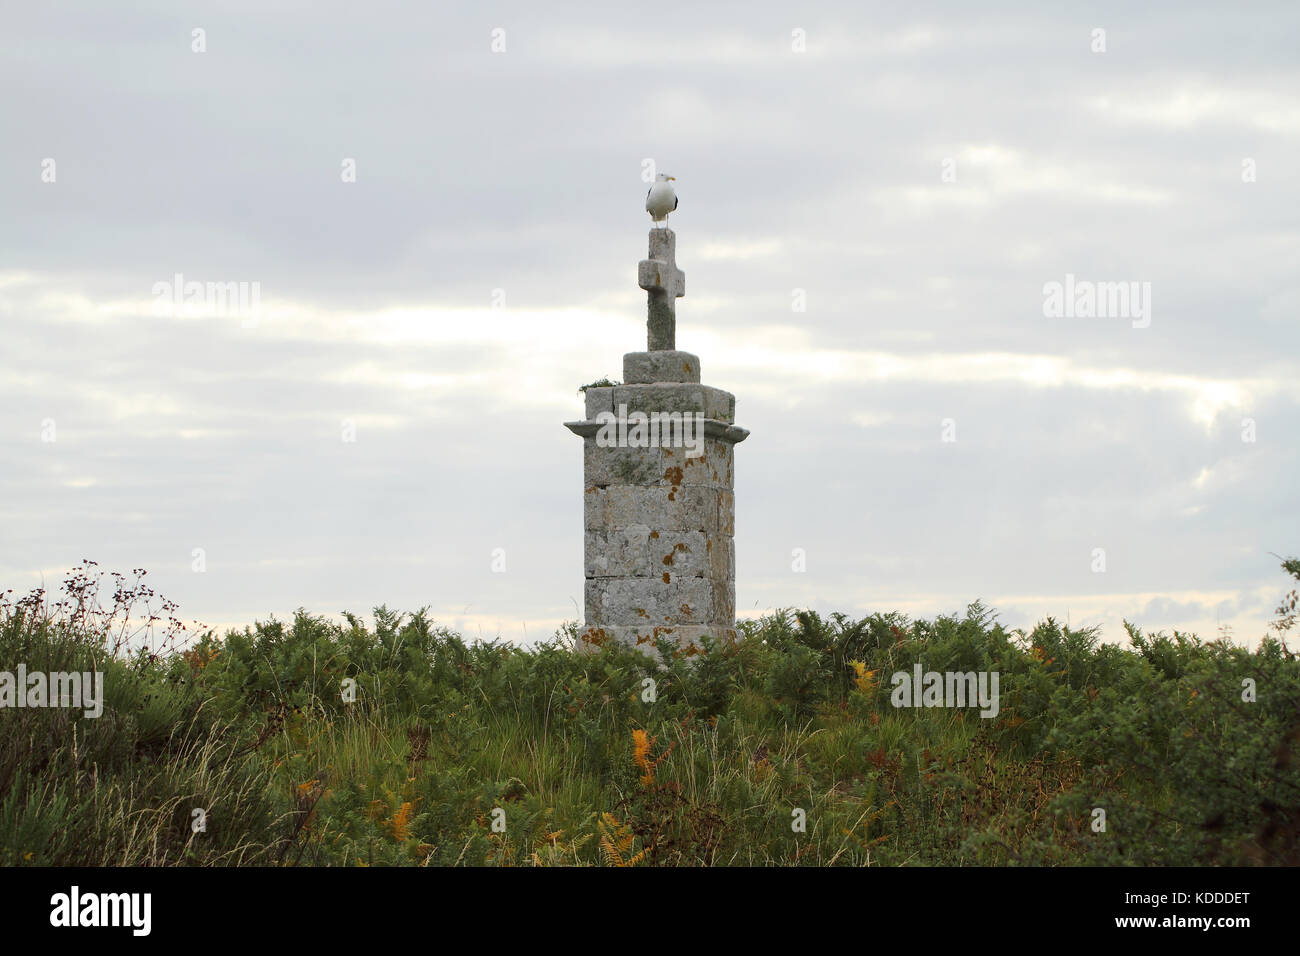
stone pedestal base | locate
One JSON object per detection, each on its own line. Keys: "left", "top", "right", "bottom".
{"left": 565, "top": 377, "right": 748, "bottom": 659}
{"left": 576, "top": 624, "right": 740, "bottom": 658}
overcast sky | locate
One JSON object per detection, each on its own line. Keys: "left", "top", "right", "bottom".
{"left": 3, "top": 2, "right": 1297, "bottom": 648}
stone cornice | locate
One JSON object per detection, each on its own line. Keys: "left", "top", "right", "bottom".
{"left": 564, "top": 418, "right": 750, "bottom": 445}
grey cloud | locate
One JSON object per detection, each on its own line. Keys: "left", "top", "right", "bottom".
{"left": 2, "top": 1, "right": 1297, "bottom": 645}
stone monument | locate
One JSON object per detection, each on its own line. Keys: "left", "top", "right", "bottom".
{"left": 565, "top": 221, "right": 749, "bottom": 657}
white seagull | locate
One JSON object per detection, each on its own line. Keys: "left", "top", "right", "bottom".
{"left": 645, "top": 174, "right": 678, "bottom": 227}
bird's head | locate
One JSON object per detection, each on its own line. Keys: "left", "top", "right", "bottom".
{"left": 658, "top": 173, "right": 676, "bottom": 182}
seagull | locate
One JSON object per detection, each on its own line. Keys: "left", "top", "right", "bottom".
{"left": 645, "top": 174, "right": 678, "bottom": 227}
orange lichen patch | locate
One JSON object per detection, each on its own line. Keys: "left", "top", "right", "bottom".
{"left": 636, "top": 607, "right": 648, "bottom": 617}
{"left": 649, "top": 530, "right": 659, "bottom": 538}
{"left": 679, "top": 604, "right": 693, "bottom": 615}
{"left": 683, "top": 362, "right": 693, "bottom": 374}
{"left": 664, "top": 542, "right": 689, "bottom": 566}
{"left": 636, "top": 633, "right": 653, "bottom": 645}
{"left": 579, "top": 627, "right": 609, "bottom": 648}
{"left": 706, "top": 540, "right": 712, "bottom": 551}
{"left": 662, "top": 572, "right": 670, "bottom": 583}
{"left": 664, "top": 466, "right": 684, "bottom": 487}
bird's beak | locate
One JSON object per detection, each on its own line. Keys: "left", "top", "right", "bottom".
{"left": 667, "top": 176, "right": 676, "bottom": 181}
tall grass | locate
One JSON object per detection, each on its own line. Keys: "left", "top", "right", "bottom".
{"left": 2, "top": 561, "right": 1298, "bottom": 866}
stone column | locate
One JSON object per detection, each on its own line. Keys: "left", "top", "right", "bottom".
{"left": 565, "top": 227, "right": 748, "bottom": 657}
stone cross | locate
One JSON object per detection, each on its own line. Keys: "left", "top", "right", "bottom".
{"left": 565, "top": 212, "right": 749, "bottom": 660}
{"left": 638, "top": 228, "right": 685, "bottom": 351}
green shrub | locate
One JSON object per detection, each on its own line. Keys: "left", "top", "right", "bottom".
{"left": 2, "top": 557, "right": 1297, "bottom": 866}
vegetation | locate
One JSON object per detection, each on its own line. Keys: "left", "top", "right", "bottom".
{"left": 1, "top": 559, "right": 1297, "bottom": 866}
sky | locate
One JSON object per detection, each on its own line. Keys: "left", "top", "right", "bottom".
{"left": 2, "top": 2, "right": 1297, "bottom": 649}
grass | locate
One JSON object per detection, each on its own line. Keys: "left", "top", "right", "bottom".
{"left": 1, "top": 560, "right": 1298, "bottom": 866}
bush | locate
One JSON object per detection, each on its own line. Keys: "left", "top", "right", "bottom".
{"left": 2, "top": 558, "right": 1297, "bottom": 866}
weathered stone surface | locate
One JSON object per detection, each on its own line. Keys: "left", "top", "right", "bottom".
{"left": 638, "top": 228, "right": 685, "bottom": 350}
{"left": 604, "top": 485, "right": 720, "bottom": 534}
{"left": 708, "top": 534, "right": 734, "bottom": 583}
{"left": 576, "top": 623, "right": 738, "bottom": 658}
{"left": 583, "top": 386, "right": 614, "bottom": 420}
{"left": 584, "top": 526, "right": 652, "bottom": 577}
{"left": 583, "top": 484, "right": 606, "bottom": 530}
{"left": 583, "top": 524, "right": 724, "bottom": 582}
{"left": 583, "top": 442, "right": 668, "bottom": 487}
{"left": 712, "top": 579, "right": 735, "bottom": 623}
{"left": 585, "top": 576, "right": 715, "bottom": 626}
{"left": 608, "top": 383, "right": 734, "bottom": 423}
{"left": 623, "top": 350, "right": 701, "bottom": 384}
{"left": 648, "top": 529, "right": 710, "bottom": 577}
{"left": 666, "top": 440, "right": 733, "bottom": 487}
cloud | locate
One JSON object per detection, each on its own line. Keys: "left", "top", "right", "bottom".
{"left": 1, "top": 1, "right": 1298, "bottom": 649}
